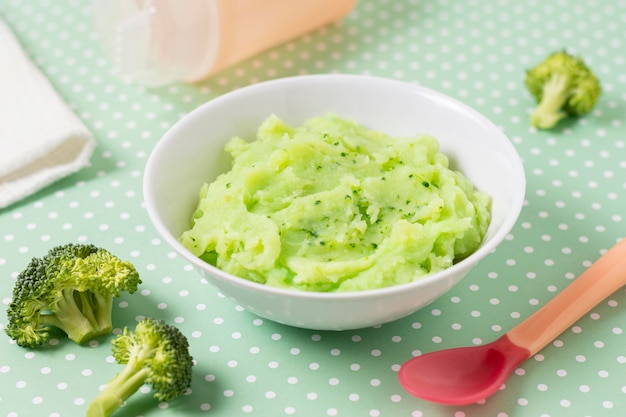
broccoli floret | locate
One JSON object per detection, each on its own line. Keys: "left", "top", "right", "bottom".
{"left": 5, "top": 243, "right": 141, "bottom": 347}
{"left": 86, "top": 317, "right": 194, "bottom": 417}
{"left": 525, "top": 50, "right": 601, "bottom": 129}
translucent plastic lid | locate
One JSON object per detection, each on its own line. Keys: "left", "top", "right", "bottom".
{"left": 92, "top": 0, "right": 219, "bottom": 87}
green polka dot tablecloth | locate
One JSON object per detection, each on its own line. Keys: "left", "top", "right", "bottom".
{"left": 1, "top": 0, "right": 625, "bottom": 416}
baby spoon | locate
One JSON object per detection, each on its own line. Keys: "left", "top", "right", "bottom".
{"left": 398, "top": 238, "right": 626, "bottom": 405}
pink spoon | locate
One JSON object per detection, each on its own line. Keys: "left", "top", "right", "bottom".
{"left": 398, "top": 238, "right": 626, "bottom": 405}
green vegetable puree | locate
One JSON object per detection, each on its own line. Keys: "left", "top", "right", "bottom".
{"left": 180, "top": 114, "right": 491, "bottom": 292}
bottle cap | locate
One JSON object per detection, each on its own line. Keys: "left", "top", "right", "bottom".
{"left": 92, "top": 0, "right": 218, "bottom": 87}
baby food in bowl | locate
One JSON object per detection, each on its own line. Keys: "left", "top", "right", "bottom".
{"left": 180, "top": 114, "right": 491, "bottom": 292}
{"left": 143, "top": 74, "right": 525, "bottom": 330}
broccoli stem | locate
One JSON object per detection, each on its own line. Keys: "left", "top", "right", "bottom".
{"left": 86, "top": 351, "right": 151, "bottom": 417}
{"left": 530, "top": 73, "right": 570, "bottom": 129}
{"left": 90, "top": 292, "right": 115, "bottom": 337}
{"left": 39, "top": 289, "right": 113, "bottom": 344}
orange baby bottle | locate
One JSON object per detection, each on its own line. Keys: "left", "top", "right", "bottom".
{"left": 93, "top": 0, "right": 356, "bottom": 87}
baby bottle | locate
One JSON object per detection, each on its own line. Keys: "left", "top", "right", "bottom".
{"left": 92, "top": 0, "right": 356, "bottom": 87}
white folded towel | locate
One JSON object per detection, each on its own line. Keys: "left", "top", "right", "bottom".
{"left": 0, "top": 17, "right": 96, "bottom": 209}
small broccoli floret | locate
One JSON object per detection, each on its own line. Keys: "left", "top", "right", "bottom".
{"left": 525, "top": 50, "right": 601, "bottom": 129}
{"left": 86, "top": 318, "right": 194, "bottom": 417}
{"left": 5, "top": 243, "right": 141, "bottom": 347}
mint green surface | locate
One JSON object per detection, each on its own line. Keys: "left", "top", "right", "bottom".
{"left": 1, "top": 1, "right": 625, "bottom": 416}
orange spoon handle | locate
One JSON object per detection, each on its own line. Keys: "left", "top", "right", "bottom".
{"left": 507, "top": 238, "right": 626, "bottom": 356}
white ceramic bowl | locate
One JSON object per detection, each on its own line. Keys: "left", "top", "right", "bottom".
{"left": 144, "top": 74, "right": 525, "bottom": 330}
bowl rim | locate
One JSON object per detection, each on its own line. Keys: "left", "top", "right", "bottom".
{"left": 144, "top": 73, "right": 526, "bottom": 301}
